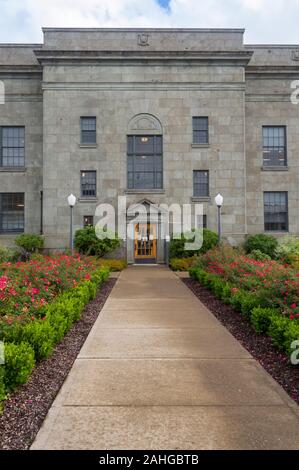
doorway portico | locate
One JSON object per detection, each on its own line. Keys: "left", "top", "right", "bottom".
{"left": 126, "top": 199, "right": 167, "bottom": 265}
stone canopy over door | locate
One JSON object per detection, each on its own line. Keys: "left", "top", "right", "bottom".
{"left": 126, "top": 199, "right": 167, "bottom": 264}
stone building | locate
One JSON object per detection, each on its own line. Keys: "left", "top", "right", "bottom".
{"left": 0, "top": 28, "right": 298, "bottom": 263}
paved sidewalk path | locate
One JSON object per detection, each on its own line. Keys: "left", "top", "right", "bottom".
{"left": 32, "top": 266, "right": 299, "bottom": 450}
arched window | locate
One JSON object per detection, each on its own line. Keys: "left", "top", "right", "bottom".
{"left": 127, "top": 114, "right": 163, "bottom": 190}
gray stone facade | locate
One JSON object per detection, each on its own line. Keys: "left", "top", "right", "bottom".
{"left": 0, "top": 28, "right": 298, "bottom": 262}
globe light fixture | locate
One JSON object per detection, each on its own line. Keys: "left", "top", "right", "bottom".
{"left": 67, "top": 194, "right": 77, "bottom": 253}
{"left": 67, "top": 193, "right": 76, "bottom": 208}
{"left": 214, "top": 193, "right": 224, "bottom": 244}
{"left": 215, "top": 193, "right": 224, "bottom": 208}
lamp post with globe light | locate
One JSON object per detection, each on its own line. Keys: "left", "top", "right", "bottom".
{"left": 67, "top": 194, "right": 76, "bottom": 254}
{"left": 215, "top": 193, "right": 224, "bottom": 245}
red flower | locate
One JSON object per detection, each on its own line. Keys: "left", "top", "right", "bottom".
{"left": 290, "top": 303, "right": 297, "bottom": 309}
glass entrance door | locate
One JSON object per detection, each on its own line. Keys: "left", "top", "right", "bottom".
{"left": 134, "top": 223, "right": 157, "bottom": 262}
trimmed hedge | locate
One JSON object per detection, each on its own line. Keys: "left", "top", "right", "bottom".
{"left": 189, "top": 266, "right": 299, "bottom": 359}
{"left": 3, "top": 342, "right": 35, "bottom": 392}
{"left": 170, "top": 257, "right": 198, "bottom": 271}
{"left": 1, "top": 267, "right": 109, "bottom": 403}
{"left": 0, "top": 366, "right": 5, "bottom": 408}
{"left": 98, "top": 258, "right": 127, "bottom": 271}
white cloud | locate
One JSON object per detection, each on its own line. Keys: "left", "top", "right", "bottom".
{"left": 0, "top": 0, "right": 298, "bottom": 43}
{"left": 241, "top": 0, "right": 265, "bottom": 10}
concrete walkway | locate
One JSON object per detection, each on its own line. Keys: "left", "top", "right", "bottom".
{"left": 32, "top": 266, "right": 299, "bottom": 450}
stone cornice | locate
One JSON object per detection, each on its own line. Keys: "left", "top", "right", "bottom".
{"left": 42, "top": 27, "right": 246, "bottom": 33}
{"left": 245, "top": 94, "right": 292, "bottom": 102}
{"left": 4, "top": 94, "right": 42, "bottom": 102}
{"left": 34, "top": 49, "right": 253, "bottom": 66}
{"left": 246, "top": 66, "right": 299, "bottom": 77}
{"left": 0, "top": 65, "right": 42, "bottom": 77}
{"left": 42, "top": 81, "right": 246, "bottom": 92}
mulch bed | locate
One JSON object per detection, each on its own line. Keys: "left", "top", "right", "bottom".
{"left": 0, "top": 278, "right": 116, "bottom": 451}
{"left": 183, "top": 278, "right": 299, "bottom": 405}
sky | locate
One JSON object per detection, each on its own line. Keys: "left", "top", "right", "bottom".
{"left": 0, "top": 0, "right": 298, "bottom": 44}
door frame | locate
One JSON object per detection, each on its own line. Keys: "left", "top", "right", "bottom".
{"left": 134, "top": 222, "right": 157, "bottom": 262}
{"left": 126, "top": 199, "right": 167, "bottom": 264}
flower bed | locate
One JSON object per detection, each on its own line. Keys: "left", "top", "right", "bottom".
{"left": 0, "top": 254, "right": 98, "bottom": 322}
{"left": 0, "top": 254, "right": 110, "bottom": 408}
{"left": 190, "top": 246, "right": 299, "bottom": 358}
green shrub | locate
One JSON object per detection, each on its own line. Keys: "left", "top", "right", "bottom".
{"left": 244, "top": 234, "right": 278, "bottom": 258}
{"left": 283, "top": 321, "right": 299, "bottom": 355}
{"left": 170, "top": 257, "right": 198, "bottom": 271}
{"left": 210, "top": 277, "right": 225, "bottom": 299}
{"left": 0, "top": 244, "right": 19, "bottom": 263}
{"left": 3, "top": 342, "right": 35, "bottom": 391}
{"left": 1, "top": 319, "right": 24, "bottom": 343}
{"left": 275, "top": 236, "right": 299, "bottom": 264}
{"left": 230, "top": 290, "right": 245, "bottom": 312}
{"left": 21, "top": 320, "right": 56, "bottom": 360}
{"left": 91, "top": 266, "right": 110, "bottom": 285}
{"left": 249, "top": 249, "right": 271, "bottom": 262}
{"left": 221, "top": 283, "right": 232, "bottom": 304}
{"left": 98, "top": 258, "right": 127, "bottom": 271}
{"left": 240, "top": 292, "right": 260, "bottom": 318}
{"left": 15, "top": 234, "right": 44, "bottom": 254}
{"left": 268, "top": 316, "right": 291, "bottom": 350}
{"left": 169, "top": 228, "right": 218, "bottom": 259}
{"left": 47, "top": 309, "right": 69, "bottom": 343}
{"left": 251, "top": 307, "right": 278, "bottom": 334}
{"left": 74, "top": 226, "right": 120, "bottom": 257}
{"left": 285, "top": 253, "right": 299, "bottom": 270}
{"left": 0, "top": 366, "right": 5, "bottom": 409}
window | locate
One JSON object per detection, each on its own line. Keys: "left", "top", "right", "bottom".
{"left": 264, "top": 192, "right": 288, "bottom": 232}
{"left": 193, "top": 170, "right": 209, "bottom": 198}
{"left": 81, "top": 171, "right": 96, "bottom": 198}
{"left": 0, "top": 193, "right": 24, "bottom": 233}
{"left": 127, "top": 135, "right": 163, "bottom": 190}
{"left": 83, "top": 215, "right": 94, "bottom": 227}
{"left": 80, "top": 117, "right": 96, "bottom": 144}
{"left": 193, "top": 117, "right": 209, "bottom": 145}
{"left": 0, "top": 126, "right": 25, "bottom": 167}
{"left": 262, "top": 126, "right": 287, "bottom": 167}
{"left": 196, "top": 214, "right": 207, "bottom": 229}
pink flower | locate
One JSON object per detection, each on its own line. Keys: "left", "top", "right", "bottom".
{"left": 290, "top": 303, "right": 297, "bottom": 309}
{"left": 31, "top": 287, "right": 40, "bottom": 295}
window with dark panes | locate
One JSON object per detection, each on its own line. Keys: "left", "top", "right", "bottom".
{"left": 81, "top": 171, "right": 96, "bottom": 197}
{"left": 80, "top": 117, "right": 96, "bottom": 144}
{"left": 262, "top": 126, "right": 287, "bottom": 167}
{"left": 0, "top": 193, "right": 24, "bottom": 233}
{"left": 83, "top": 215, "right": 94, "bottom": 227}
{"left": 193, "top": 170, "right": 209, "bottom": 197}
{"left": 0, "top": 127, "right": 25, "bottom": 167}
{"left": 127, "top": 135, "right": 163, "bottom": 189}
{"left": 192, "top": 117, "right": 209, "bottom": 144}
{"left": 264, "top": 192, "right": 288, "bottom": 232}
